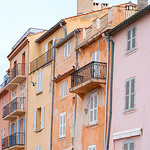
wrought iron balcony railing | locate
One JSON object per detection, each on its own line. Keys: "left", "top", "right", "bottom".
{"left": 3, "top": 97, "right": 25, "bottom": 118}
{"left": 2, "top": 132, "right": 25, "bottom": 150}
{"left": 10, "top": 63, "right": 26, "bottom": 81}
{"left": 30, "top": 48, "right": 53, "bottom": 73}
{"left": 71, "top": 61, "right": 107, "bottom": 88}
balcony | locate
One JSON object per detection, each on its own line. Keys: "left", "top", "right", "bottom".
{"left": 3, "top": 97, "right": 25, "bottom": 120}
{"left": 2, "top": 132, "right": 25, "bottom": 150}
{"left": 30, "top": 48, "right": 53, "bottom": 73}
{"left": 69, "top": 61, "right": 107, "bottom": 94}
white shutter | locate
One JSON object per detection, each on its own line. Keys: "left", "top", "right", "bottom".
{"left": 91, "top": 52, "right": 95, "bottom": 61}
{"left": 60, "top": 82, "right": 67, "bottom": 98}
{"left": 127, "top": 30, "right": 131, "bottom": 51}
{"left": 13, "top": 91, "right": 16, "bottom": 100}
{"left": 3, "top": 100, "right": 6, "bottom": 107}
{"left": 60, "top": 112, "right": 66, "bottom": 137}
{"left": 125, "top": 80, "right": 130, "bottom": 110}
{"left": 38, "top": 71, "right": 40, "bottom": 93}
{"left": 34, "top": 109, "right": 37, "bottom": 131}
{"left": 60, "top": 84, "right": 63, "bottom": 98}
{"left": 41, "top": 106, "right": 44, "bottom": 129}
{"left": 38, "top": 70, "right": 42, "bottom": 93}
{"left": 64, "top": 82, "right": 67, "bottom": 97}
{"left": 40, "top": 70, "right": 43, "bottom": 92}
{"left": 45, "top": 43, "right": 48, "bottom": 62}
{"left": 96, "top": 49, "right": 100, "bottom": 62}
{"left": 64, "top": 43, "right": 67, "bottom": 58}
{"left": 2, "top": 128, "right": 5, "bottom": 138}
{"left": 68, "top": 41, "right": 71, "bottom": 56}
{"left": 60, "top": 114, "right": 63, "bottom": 137}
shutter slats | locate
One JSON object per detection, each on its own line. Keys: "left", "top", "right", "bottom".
{"left": 34, "top": 109, "right": 37, "bottom": 131}
{"left": 60, "top": 113, "right": 66, "bottom": 137}
{"left": 41, "top": 106, "right": 44, "bottom": 129}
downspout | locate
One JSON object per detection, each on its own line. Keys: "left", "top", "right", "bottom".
{"left": 104, "top": 33, "right": 110, "bottom": 150}
{"left": 106, "top": 33, "right": 114, "bottom": 150}
{"left": 60, "top": 21, "right": 67, "bottom": 37}
{"left": 72, "top": 30, "right": 78, "bottom": 149}
{"left": 50, "top": 37, "right": 56, "bottom": 150}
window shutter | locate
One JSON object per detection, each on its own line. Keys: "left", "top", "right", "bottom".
{"left": 130, "top": 78, "right": 135, "bottom": 109}
{"left": 40, "top": 70, "right": 43, "bottom": 92}
{"left": 127, "top": 30, "right": 131, "bottom": 51}
{"left": 13, "top": 91, "right": 16, "bottom": 100}
{"left": 41, "top": 106, "right": 44, "bottom": 129}
{"left": 125, "top": 80, "right": 129, "bottom": 110}
{"left": 23, "top": 117, "right": 25, "bottom": 144}
{"left": 2, "top": 128, "right": 5, "bottom": 138}
{"left": 132, "top": 27, "right": 136, "bottom": 49}
{"left": 60, "top": 115, "right": 63, "bottom": 136}
{"left": 94, "top": 94, "right": 98, "bottom": 122}
{"left": 68, "top": 41, "right": 71, "bottom": 56}
{"left": 38, "top": 70, "right": 42, "bottom": 93}
{"left": 124, "top": 143, "right": 128, "bottom": 150}
{"left": 14, "top": 122, "right": 17, "bottom": 134}
{"left": 10, "top": 124, "right": 12, "bottom": 135}
{"left": 18, "top": 120, "right": 20, "bottom": 144}
{"left": 45, "top": 43, "right": 48, "bottom": 62}
{"left": 34, "top": 109, "right": 37, "bottom": 131}
{"left": 130, "top": 142, "right": 134, "bottom": 150}
{"left": 3, "top": 100, "right": 6, "bottom": 107}
{"left": 60, "top": 84, "right": 63, "bottom": 98}
{"left": 60, "top": 113, "right": 66, "bottom": 137}
{"left": 64, "top": 43, "right": 67, "bottom": 58}
{"left": 64, "top": 82, "right": 67, "bottom": 97}
{"left": 92, "top": 52, "right": 95, "bottom": 61}
{"left": 38, "top": 71, "right": 40, "bottom": 93}
{"left": 63, "top": 114, "right": 66, "bottom": 135}
{"left": 96, "top": 49, "right": 100, "bottom": 62}
{"left": 90, "top": 95, "right": 94, "bottom": 123}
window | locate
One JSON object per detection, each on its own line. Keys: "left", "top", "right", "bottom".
{"left": 37, "top": 70, "right": 42, "bottom": 93}
{"left": 34, "top": 106, "right": 44, "bottom": 131}
{"left": 3, "top": 100, "right": 6, "bottom": 117}
{"left": 2, "top": 128, "right": 5, "bottom": 144}
{"left": 64, "top": 40, "right": 71, "bottom": 58}
{"left": 45, "top": 43, "right": 48, "bottom": 62}
{"left": 88, "top": 145, "right": 96, "bottom": 150}
{"left": 89, "top": 92, "right": 98, "bottom": 124}
{"left": 127, "top": 26, "right": 136, "bottom": 52}
{"left": 91, "top": 49, "right": 100, "bottom": 62}
{"left": 125, "top": 78, "right": 135, "bottom": 111}
{"left": 21, "top": 85, "right": 25, "bottom": 110}
{"left": 36, "top": 146, "right": 41, "bottom": 150}
{"left": 60, "top": 81, "right": 67, "bottom": 98}
{"left": 60, "top": 112, "right": 66, "bottom": 138}
{"left": 123, "top": 139, "right": 134, "bottom": 150}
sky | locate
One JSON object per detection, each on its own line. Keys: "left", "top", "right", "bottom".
{"left": 0, "top": 0, "right": 149, "bottom": 83}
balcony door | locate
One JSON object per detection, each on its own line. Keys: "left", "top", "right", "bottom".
{"left": 21, "top": 85, "right": 24, "bottom": 110}
{"left": 91, "top": 49, "right": 100, "bottom": 77}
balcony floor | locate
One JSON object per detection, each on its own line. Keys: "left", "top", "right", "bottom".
{"left": 3, "top": 83, "right": 18, "bottom": 91}
{"left": 11, "top": 75, "right": 26, "bottom": 84}
{"left": 8, "top": 145, "right": 25, "bottom": 150}
{"left": 69, "top": 78, "right": 106, "bottom": 94}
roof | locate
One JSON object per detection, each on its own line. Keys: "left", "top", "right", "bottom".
{"left": 108, "top": 4, "right": 150, "bottom": 36}
{"left": 35, "top": 20, "right": 66, "bottom": 43}
{"left": 54, "top": 29, "right": 80, "bottom": 48}
{"left": 12, "top": 28, "right": 46, "bottom": 51}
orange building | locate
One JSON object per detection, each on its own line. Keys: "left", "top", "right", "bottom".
{"left": 52, "top": 2, "right": 138, "bottom": 150}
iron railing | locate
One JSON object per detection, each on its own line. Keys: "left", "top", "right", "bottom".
{"left": 3, "top": 97, "right": 25, "bottom": 118}
{"left": 99, "top": 13, "right": 108, "bottom": 29}
{"left": 11, "top": 63, "right": 26, "bottom": 81}
{"left": 125, "top": 5, "right": 138, "bottom": 19}
{"left": 2, "top": 132, "right": 25, "bottom": 150}
{"left": 71, "top": 61, "right": 107, "bottom": 88}
{"left": 0, "top": 74, "right": 10, "bottom": 90}
{"left": 30, "top": 49, "right": 53, "bottom": 73}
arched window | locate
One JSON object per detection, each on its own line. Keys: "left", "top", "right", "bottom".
{"left": 123, "top": 139, "right": 134, "bottom": 150}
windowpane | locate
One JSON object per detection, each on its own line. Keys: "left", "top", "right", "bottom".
{"left": 63, "top": 125, "right": 65, "bottom": 135}
{"left": 94, "top": 95, "right": 98, "bottom": 108}
{"left": 130, "top": 142, "right": 134, "bottom": 150}
{"left": 132, "top": 38, "right": 136, "bottom": 49}
{"left": 90, "top": 97, "right": 94, "bottom": 109}
{"left": 131, "top": 79, "right": 135, "bottom": 93}
{"left": 94, "top": 109, "right": 97, "bottom": 121}
{"left": 131, "top": 94, "right": 134, "bottom": 108}
{"left": 132, "top": 27, "right": 136, "bottom": 38}
{"left": 126, "top": 81, "right": 129, "bottom": 95}
{"left": 127, "top": 41, "right": 131, "bottom": 51}
{"left": 127, "top": 30, "right": 131, "bottom": 40}
{"left": 125, "top": 96, "right": 129, "bottom": 110}
{"left": 60, "top": 126, "right": 62, "bottom": 136}
{"left": 124, "top": 143, "right": 128, "bottom": 150}
{"left": 90, "top": 111, "right": 93, "bottom": 122}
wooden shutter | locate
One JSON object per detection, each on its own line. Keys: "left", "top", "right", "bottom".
{"left": 60, "top": 112, "right": 66, "bottom": 137}
{"left": 96, "top": 49, "right": 100, "bottom": 62}
{"left": 127, "top": 29, "right": 131, "bottom": 51}
{"left": 62, "top": 113, "right": 66, "bottom": 136}
{"left": 38, "top": 71, "right": 40, "bottom": 93}
{"left": 41, "top": 106, "right": 44, "bottom": 129}
{"left": 45, "top": 43, "right": 48, "bottom": 62}
{"left": 130, "top": 78, "right": 135, "bottom": 109}
{"left": 94, "top": 94, "right": 98, "bottom": 122}
{"left": 64, "top": 82, "right": 67, "bottom": 97}
{"left": 132, "top": 27, "right": 136, "bottom": 49}
{"left": 64, "top": 43, "right": 67, "bottom": 58}
{"left": 38, "top": 70, "right": 42, "bottom": 93}
{"left": 92, "top": 51, "right": 95, "bottom": 61}
{"left": 18, "top": 120, "right": 20, "bottom": 144}
{"left": 60, "top": 114, "right": 63, "bottom": 137}
{"left": 40, "top": 70, "right": 42, "bottom": 92}
{"left": 23, "top": 117, "right": 25, "bottom": 144}
{"left": 90, "top": 95, "right": 94, "bottom": 123}
{"left": 34, "top": 109, "right": 37, "bottom": 131}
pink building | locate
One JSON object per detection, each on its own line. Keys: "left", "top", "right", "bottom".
{"left": 107, "top": 4, "right": 150, "bottom": 150}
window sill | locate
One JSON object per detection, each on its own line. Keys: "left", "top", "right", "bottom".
{"left": 123, "top": 108, "right": 136, "bottom": 115}
{"left": 60, "top": 95, "right": 67, "bottom": 101}
{"left": 59, "top": 136, "right": 66, "bottom": 140}
{"left": 87, "top": 123, "right": 99, "bottom": 128}
{"left": 36, "top": 91, "right": 43, "bottom": 96}
{"left": 64, "top": 55, "right": 71, "bottom": 60}
{"left": 125, "top": 48, "right": 137, "bottom": 56}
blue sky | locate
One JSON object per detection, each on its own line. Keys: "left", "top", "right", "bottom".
{"left": 0, "top": 0, "right": 148, "bottom": 83}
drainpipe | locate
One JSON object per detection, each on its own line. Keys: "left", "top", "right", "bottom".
{"left": 60, "top": 21, "right": 67, "bottom": 37}
{"left": 106, "top": 33, "right": 114, "bottom": 150}
{"left": 103, "top": 33, "right": 110, "bottom": 150}
{"left": 50, "top": 37, "right": 56, "bottom": 150}
{"left": 72, "top": 30, "right": 78, "bottom": 149}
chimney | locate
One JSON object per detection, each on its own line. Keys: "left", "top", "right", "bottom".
{"left": 77, "top": 0, "right": 100, "bottom": 15}
{"left": 101, "top": 3, "right": 109, "bottom": 9}
{"left": 137, "top": 0, "right": 148, "bottom": 10}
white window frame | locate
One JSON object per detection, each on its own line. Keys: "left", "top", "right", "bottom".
{"left": 88, "top": 145, "right": 96, "bottom": 150}
{"left": 64, "top": 40, "right": 71, "bottom": 58}
{"left": 37, "top": 70, "right": 43, "bottom": 93}
{"left": 127, "top": 26, "right": 136, "bottom": 52}
{"left": 60, "top": 81, "right": 67, "bottom": 98}
{"left": 59, "top": 112, "right": 66, "bottom": 138}
{"left": 89, "top": 92, "right": 98, "bottom": 125}
{"left": 123, "top": 139, "right": 134, "bottom": 150}
{"left": 125, "top": 77, "right": 135, "bottom": 111}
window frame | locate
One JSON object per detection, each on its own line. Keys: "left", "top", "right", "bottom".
{"left": 123, "top": 139, "right": 135, "bottom": 150}
{"left": 89, "top": 92, "right": 98, "bottom": 125}
{"left": 125, "top": 77, "right": 135, "bottom": 111}
{"left": 64, "top": 40, "right": 71, "bottom": 59}
{"left": 127, "top": 26, "right": 136, "bottom": 53}
{"left": 59, "top": 112, "right": 66, "bottom": 138}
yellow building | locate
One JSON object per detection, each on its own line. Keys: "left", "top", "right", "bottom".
{"left": 2, "top": 28, "right": 45, "bottom": 150}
